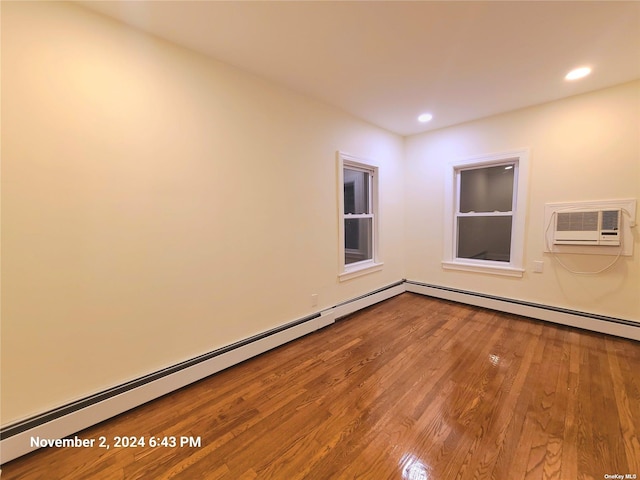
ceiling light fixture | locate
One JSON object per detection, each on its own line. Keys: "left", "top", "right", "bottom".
{"left": 565, "top": 66, "right": 592, "bottom": 81}
{"left": 418, "top": 113, "right": 433, "bottom": 123}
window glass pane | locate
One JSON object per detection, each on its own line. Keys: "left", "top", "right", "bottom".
{"left": 459, "top": 165, "right": 514, "bottom": 213}
{"left": 345, "top": 218, "right": 372, "bottom": 264}
{"left": 344, "top": 168, "right": 369, "bottom": 214}
{"left": 457, "top": 216, "right": 512, "bottom": 262}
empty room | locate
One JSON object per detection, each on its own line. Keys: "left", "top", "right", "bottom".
{"left": 1, "top": 1, "right": 639, "bottom": 479}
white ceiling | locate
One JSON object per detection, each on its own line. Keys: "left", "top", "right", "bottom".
{"left": 78, "top": 1, "right": 640, "bottom": 136}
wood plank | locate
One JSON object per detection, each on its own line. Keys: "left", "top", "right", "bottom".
{"left": 2, "top": 293, "right": 639, "bottom": 479}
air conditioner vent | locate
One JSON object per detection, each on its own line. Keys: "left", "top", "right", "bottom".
{"left": 601, "top": 210, "right": 620, "bottom": 231}
{"left": 556, "top": 211, "right": 598, "bottom": 232}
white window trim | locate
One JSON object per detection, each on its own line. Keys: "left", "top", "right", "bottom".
{"left": 337, "top": 151, "right": 383, "bottom": 281}
{"left": 442, "top": 148, "right": 530, "bottom": 277}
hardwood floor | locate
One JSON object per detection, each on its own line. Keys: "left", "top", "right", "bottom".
{"left": 3, "top": 293, "right": 639, "bottom": 479}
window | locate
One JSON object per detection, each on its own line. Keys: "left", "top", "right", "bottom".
{"left": 443, "top": 149, "right": 529, "bottom": 277}
{"left": 338, "top": 152, "right": 382, "bottom": 280}
{"left": 457, "top": 164, "right": 514, "bottom": 262}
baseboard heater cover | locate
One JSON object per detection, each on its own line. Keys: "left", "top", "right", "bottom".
{"left": 0, "top": 280, "right": 405, "bottom": 464}
{"left": 2, "top": 279, "right": 634, "bottom": 463}
{"left": 333, "top": 280, "right": 406, "bottom": 319}
{"left": 405, "top": 281, "right": 640, "bottom": 341}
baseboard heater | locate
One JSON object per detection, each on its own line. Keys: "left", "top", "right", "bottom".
{"left": 0, "top": 280, "right": 405, "bottom": 464}
{"left": 2, "top": 278, "right": 635, "bottom": 464}
{"left": 405, "top": 281, "right": 640, "bottom": 340}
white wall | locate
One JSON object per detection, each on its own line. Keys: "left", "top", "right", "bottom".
{"left": 405, "top": 80, "right": 640, "bottom": 321}
{"left": 1, "top": 2, "right": 405, "bottom": 425}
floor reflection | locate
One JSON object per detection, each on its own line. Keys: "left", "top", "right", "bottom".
{"left": 489, "top": 353, "right": 500, "bottom": 366}
{"left": 399, "top": 453, "right": 430, "bottom": 480}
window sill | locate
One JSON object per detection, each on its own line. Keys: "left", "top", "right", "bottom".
{"left": 339, "top": 262, "right": 384, "bottom": 282}
{"left": 442, "top": 260, "right": 524, "bottom": 278}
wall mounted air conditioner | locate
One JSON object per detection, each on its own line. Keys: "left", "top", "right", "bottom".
{"left": 553, "top": 209, "right": 621, "bottom": 246}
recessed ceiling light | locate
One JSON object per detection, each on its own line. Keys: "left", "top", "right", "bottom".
{"left": 565, "top": 66, "right": 592, "bottom": 81}
{"left": 418, "top": 113, "right": 433, "bottom": 123}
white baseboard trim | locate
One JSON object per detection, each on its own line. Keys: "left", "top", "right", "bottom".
{"left": 405, "top": 281, "right": 640, "bottom": 342}
{"left": 1, "top": 281, "right": 406, "bottom": 464}
{"left": 2, "top": 279, "right": 636, "bottom": 464}
{"left": 333, "top": 282, "right": 406, "bottom": 320}
{"left": 0, "top": 309, "right": 337, "bottom": 464}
